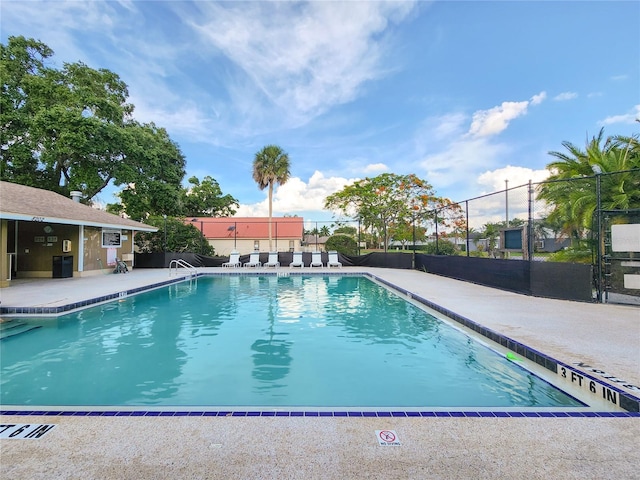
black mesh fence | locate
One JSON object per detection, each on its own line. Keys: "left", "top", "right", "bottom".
{"left": 424, "top": 170, "right": 639, "bottom": 304}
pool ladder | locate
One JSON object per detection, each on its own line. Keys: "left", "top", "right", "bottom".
{"left": 169, "top": 259, "right": 198, "bottom": 277}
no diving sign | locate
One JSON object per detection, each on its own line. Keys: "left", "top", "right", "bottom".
{"left": 375, "top": 429, "right": 401, "bottom": 446}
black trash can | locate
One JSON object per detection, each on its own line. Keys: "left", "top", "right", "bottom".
{"left": 52, "top": 255, "right": 73, "bottom": 278}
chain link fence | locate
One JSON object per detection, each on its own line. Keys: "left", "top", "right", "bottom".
{"left": 426, "top": 170, "right": 639, "bottom": 303}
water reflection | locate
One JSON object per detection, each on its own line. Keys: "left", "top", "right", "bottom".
{"left": 251, "top": 276, "right": 292, "bottom": 387}
{"left": 1, "top": 291, "right": 189, "bottom": 405}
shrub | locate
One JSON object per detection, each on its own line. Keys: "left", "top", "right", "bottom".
{"left": 325, "top": 234, "right": 358, "bottom": 255}
{"left": 422, "top": 239, "right": 457, "bottom": 255}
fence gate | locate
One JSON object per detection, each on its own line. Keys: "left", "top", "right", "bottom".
{"left": 597, "top": 209, "right": 640, "bottom": 305}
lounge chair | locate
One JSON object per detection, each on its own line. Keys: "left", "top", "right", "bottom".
{"left": 310, "top": 251, "right": 324, "bottom": 268}
{"left": 289, "top": 251, "right": 304, "bottom": 268}
{"left": 222, "top": 251, "right": 241, "bottom": 268}
{"left": 327, "top": 251, "right": 342, "bottom": 268}
{"left": 243, "top": 251, "right": 262, "bottom": 268}
{"left": 264, "top": 251, "right": 280, "bottom": 268}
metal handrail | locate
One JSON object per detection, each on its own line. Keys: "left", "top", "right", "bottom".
{"left": 169, "top": 259, "right": 197, "bottom": 277}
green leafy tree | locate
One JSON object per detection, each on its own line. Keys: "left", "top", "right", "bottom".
{"left": 1, "top": 36, "right": 186, "bottom": 209}
{"left": 537, "top": 128, "right": 640, "bottom": 243}
{"left": 181, "top": 176, "right": 239, "bottom": 217}
{"left": 325, "top": 234, "right": 358, "bottom": 255}
{"left": 389, "top": 221, "right": 427, "bottom": 250}
{"left": 325, "top": 173, "right": 447, "bottom": 251}
{"left": 114, "top": 122, "right": 186, "bottom": 220}
{"left": 334, "top": 225, "right": 357, "bottom": 236}
{"left": 1, "top": 36, "right": 54, "bottom": 186}
{"left": 476, "top": 221, "right": 504, "bottom": 257}
{"left": 134, "top": 216, "right": 214, "bottom": 255}
{"left": 252, "top": 145, "right": 291, "bottom": 250}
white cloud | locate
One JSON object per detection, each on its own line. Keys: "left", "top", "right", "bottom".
{"left": 466, "top": 92, "right": 545, "bottom": 138}
{"left": 610, "top": 74, "right": 629, "bottom": 81}
{"left": 467, "top": 101, "right": 530, "bottom": 138}
{"left": 363, "top": 163, "right": 388, "bottom": 174}
{"left": 453, "top": 166, "right": 551, "bottom": 228}
{"left": 421, "top": 113, "right": 468, "bottom": 142}
{"left": 553, "top": 92, "right": 578, "bottom": 101}
{"left": 600, "top": 104, "right": 640, "bottom": 125}
{"left": 530, "top": 91, "right": 547, "bottom": 105}
{"left": 477, "top": 165, "right": 550, "bottom": 192}
{"left": 419, "top": 137, "right": 511, "bottom": 191}
{"left": 235, "top": 171, "right": 357, "bottom": 218}
{"left": 130, "top": 96, "right": 218, "bottom": 143}
{"left": 184, "top": 1, "right": 417, "bottom": 126}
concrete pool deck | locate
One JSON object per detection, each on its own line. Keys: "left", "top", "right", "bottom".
{"left": 1, "top": 267, "right": 638, "bottom": 479}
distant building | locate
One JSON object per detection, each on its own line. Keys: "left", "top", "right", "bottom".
{"left": 302, "top": 234, "right": 329, "bottom": 252}
{"left": 187, "top": 217, "right": 304, "bottom": 255}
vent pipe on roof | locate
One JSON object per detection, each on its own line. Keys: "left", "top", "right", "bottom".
{"left": 70, "top": 191, "right": 82, "bottom": 203}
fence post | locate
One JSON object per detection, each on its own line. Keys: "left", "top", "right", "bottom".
{"left": 594, "top": 170, "right": 603, "bottom": 302}
{"left": 465, "top": 200, "right": 470, "bottom": 257}
{"left": 435, "top": 209, "right": 439, "bottom": 255}
{"left": 527, "top": 180, "right": 534, "bottom": 262}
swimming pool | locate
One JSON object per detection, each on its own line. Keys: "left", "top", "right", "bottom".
{"left": 1, "top": 275, "right": 583, "bottom": 409}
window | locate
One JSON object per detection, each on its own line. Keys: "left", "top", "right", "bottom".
{"left": 289, "top": 240, "right": 295, "bottom": 252}
{"left": 254, "top": 240, "right": 260, "bottom": 251}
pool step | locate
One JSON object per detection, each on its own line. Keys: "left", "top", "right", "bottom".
{"left": 0, "top": 321, "right": 41, "bottom": 340}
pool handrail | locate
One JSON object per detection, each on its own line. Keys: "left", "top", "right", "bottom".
{"left": 169, "top": 259, "right": 197, "bottom": 277}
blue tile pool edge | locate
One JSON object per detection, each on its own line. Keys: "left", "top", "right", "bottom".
{"left": 1, "top": 409, "right": 638, "bottom": 418}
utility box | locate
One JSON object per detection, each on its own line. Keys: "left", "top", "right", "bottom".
{"left": 52, "top": 255, "right": 73, "bottom": 278}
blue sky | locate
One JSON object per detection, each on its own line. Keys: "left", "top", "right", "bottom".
{"left": 2, "top": 1, "right": 639, "bottom": 224}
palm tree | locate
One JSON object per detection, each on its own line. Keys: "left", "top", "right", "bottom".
{"left": 538, "top": 128, "right": 640, "bottom": 242}
{"left": 252, "top": 145, "right": 291, "bottom": 251}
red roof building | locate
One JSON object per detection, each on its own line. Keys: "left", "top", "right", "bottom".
{"left": 187, "top": 217, "right": 304, "bottom": 255}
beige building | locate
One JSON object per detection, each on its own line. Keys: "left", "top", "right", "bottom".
{"left": 0, "top": 181, "right": 156, "bottom": 287}
{"left": 188, "top": 216, "right": 304, "bottom": 256}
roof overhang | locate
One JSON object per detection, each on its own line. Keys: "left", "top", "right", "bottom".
{"left": 0, "top": 212, "right": 158, "bottom": 232}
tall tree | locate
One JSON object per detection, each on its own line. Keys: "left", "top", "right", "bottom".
{"left": 537, "top": 128, "right": 640, "bottom": 242}
{"left": 324, "top": 173, "right": 449, "bottom": 251}
{"left": 1, "top": 36, "right": 186, "bottom": 210}
{"left": 134, "top": 215, "right": 214, "bottom": 255}
{"left": 252, "top": 145, "right": 291, "bottom": 250}
{"left": 181, "top": 175, "right": 239, "bottom": 217}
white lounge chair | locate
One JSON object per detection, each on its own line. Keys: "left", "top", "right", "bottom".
{"left": 264, "top": 251, "right": 280, "bottom": 268}
{"left": 243, "top": 251, "right": 262, "bottom": 268}
{"left": 222, "top": 251, "right": 241, "bottom": 268}
{"left": 289, "top": 251, "right": 304, "bottom": 268}
{"left": 310, "top": 251, "right": 324, "bottom": 268}
{"left": 327, "top": 251, "right": 342, "bottom": 268}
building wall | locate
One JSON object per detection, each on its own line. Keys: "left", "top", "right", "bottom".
{"left": 83, "top": 226, "right": 135, "bottom": 275}
{"left": 13, "top": 222, "right": 135, "bottom": 278}
{"left": 15, "top": 222, "right": 78, "bottom": 278}
{"left": 209, "top": 238, "right": 302, "bottom": 256}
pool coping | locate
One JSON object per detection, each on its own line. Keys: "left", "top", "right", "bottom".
{"left": 2, "top": 270, "right": 639, "bottom": 414}
{"left": 2, "top": 409, "right": 638, "bottom": 418}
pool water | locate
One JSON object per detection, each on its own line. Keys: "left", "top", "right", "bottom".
{"left": 0, "top": 275, "right": 582, "bottom": 408}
